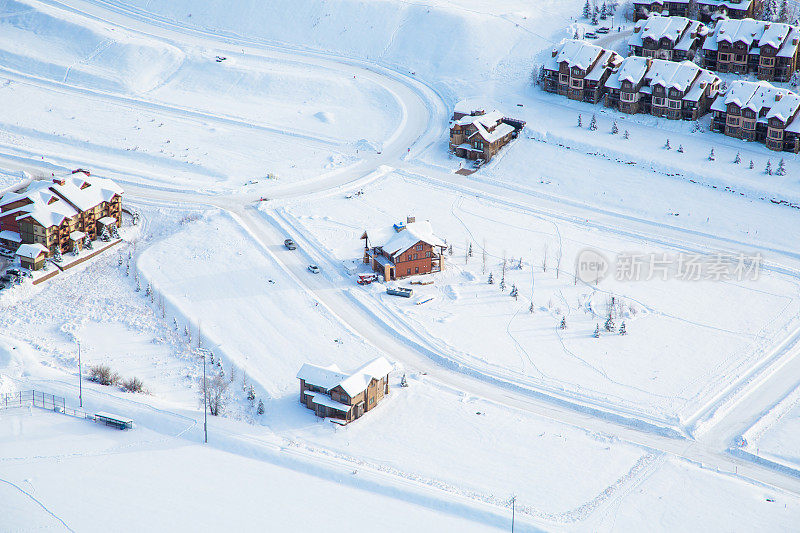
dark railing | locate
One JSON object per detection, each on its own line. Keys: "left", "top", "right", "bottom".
{"left": 0, "top": 390, "right": 91, "bottom": 420}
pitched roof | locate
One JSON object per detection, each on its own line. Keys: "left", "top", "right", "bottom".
{"left": 336, "top": 357, "right": 394, "bottom": 396}
{"left": 546, "top": 39, "right": 605, "bottom": 71}
{"left": 379, "top": 220, "right": 445, "bottom": 258}
{"left": 298, "top": 357, "right": 394, "bottom": 397}
{"left": 15, "top": 243, "right": 48, "bottom": 259}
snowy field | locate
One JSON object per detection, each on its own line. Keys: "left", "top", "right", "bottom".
{"left": 278, "top": 173, "right": 800, "bottom": 428}
{"left": 2, "top": 0, "right": 800, "bottom": 529}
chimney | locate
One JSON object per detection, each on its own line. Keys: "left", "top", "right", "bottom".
{"left": 776, "top": 93, "right": 783, "bottom": 102}
{"left": 794, "top": 37, "right": 798, "bottom": 46}
{"left": 552, "top": 48, "right": 558, "bottom": 57}
{"left": 406, "top": 216, "right": 415, "bottom": 224}
{"left": 52, "top": 178, "right": 65, "bottom": 186}
{"left": 71, "top": 168, "right": 90, "bottom": 176}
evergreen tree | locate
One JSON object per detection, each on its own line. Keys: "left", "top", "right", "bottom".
{"left": 101, "top": 226, "right": 111, "bottom": 242}
{"left": 577, "top": 114, "right": 582, "bottom": 127}
{"left": 780, "top": 0, "right": 790, "bottom": 22}
{"left": 791, "top": 71, "right": 799, "bottom": 88}
{"left": 110, "top": 224, "right": 119, "bottom": 239}
{"left": 664, "top": 139, "right": 671, "bottom": 150}
{"left": 619, "top": 321, "right": 627, "bottom": 335}
{"left": 708, "top": 148, "right": 715, "bottom": 161}
{"left": 734, "top": 152, "right": 741, "bottom": 164}
{"left": 749, "top": 160, "right": 755, "bottom": 169}
{"left": 84, "top": 236, "right": 93, "bottom": 250}
{"left": 448, "top": 244, "right": 453, "bottom": 256}
{"left": 589, "top": 114, "right": 598, "bottom": 131}
{"left": 488, "top": 272, "right": 494, "bottom": 284}
{"left": 529, "top": 301, "right": 535, "bottom": 313}
{"left": 605, "top": 315, "right": 615, "bottom": 331}
{"left": 517, "top": 257, "right": 523, "bottom": 269}
{"left": 623, "top": 130, "right": 630, "bottom": 139}
{"left": 257, "top": 399, "right": 265, "bottom": 415}
{"left": 510, "top": 284, "right": 518, "bottom": 299}
{"left": 468, "top": 243, "right": 473, "bottom": 257}
{"left": 600, "top": 1, "right": 607, "bottom": 19}
{"left": 400, "top": 374, "right": 409, "bottom": 387}
{"left": 583, "top": 0, "right": 591, "bottom": 18}
{"left": 559, "top": 316, "right": 567, "bottom": 330}
{"left": 677, "top": 144, "right": 684, "bottom": 153}
{"left": 593, "top": 323, "right": 600, "bottom": 338}
{"left": 499, "top": 275, "right": 506, "bottom": 292}
{"left": 611, "top": 120, "right": 619, "bottom": 134}
{"left": 765, "top": 160, "right": 773, "bottom": 175}
{"left": 777, "top": 158, "right": 787, "bottom": 176}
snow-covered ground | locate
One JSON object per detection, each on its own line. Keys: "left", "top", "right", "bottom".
{"left": 2, "top": 0, "right": 800, "bottom": 529}
{"left": 277, "top": 173, "right": 800, "bottom": 428}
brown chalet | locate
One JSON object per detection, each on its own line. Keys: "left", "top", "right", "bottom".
{"left": 297, "top": 357, "right": 393, "bottom": 423}
{"left": 633, "top": 0, "right": 758, "bottom": 23}
{"left": 0, "top": 170, "right": 123, "bottom": 268}
{"left": 362, "top": 217, "right": 445, "bottom": 281}
{"left": 449, "top": 108, "right": 525, "bottom": 164}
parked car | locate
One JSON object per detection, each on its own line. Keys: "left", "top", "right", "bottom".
{"left": 307, "top": 265, "right": 320, "bottom": 274}
{"left": 7, "top": 268, "right": 30, "bottom": 278}
{"left": 597, "top": 27, "right": 610, "bottom": 34}
{"left": 284, "top": 238, "right": 297, "bottom": 250}
{"left": 584, "top": 32, "right": 598, "bottom": 39}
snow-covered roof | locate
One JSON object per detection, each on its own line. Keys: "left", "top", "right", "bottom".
{"left": 606, "top": 56, "right": 651, "bottom": 89}
{"left": 454, "top": 110, "right": 515, "bottom": 144}
{"left": 630, "top": 14, "right": 693, "bottom": 47}
{"left": 98, "top": 216, "right": 117, "bottom": 226}
{"left": 705, "top": 18, "right": 798, "bottom": 55}
{"left": 336, "top": 357, "right": 394, "bottom": 396}
{"left": 379, "top": 220, "right": 445, "bottom": 259}
{"left": 305, "top": 391, "right": 351, "bottom": 412}
{"left": 0, "top": 230, "right": 21, "bottom": 242}
{"left": 684, "top": 70, "right": 720, "bottom": 101}
{"left": 585, "top": 50, "right": 621, "bottom": 81}
{"left": 0, "top": 174, "right": 123, "bottom": 229}
{"left": 298, "top": 357, "right": 393, "bottom": 398}
{"left": 15, "top": 243, "right": 48, "bottom": 259}
{"left": 69, "top": 230, "right": 86, "bottom": 241}
{"left": 297, "top": 363, "right": 348, "bottom": 390}
{"left": 711, "top": 80, "right": 799, "bottom": 116}
{"left": 647, "top": 59, "right": 700, "bottom": 91}
{"left": 546, "top": 39, "right": 606, "bottom": 71}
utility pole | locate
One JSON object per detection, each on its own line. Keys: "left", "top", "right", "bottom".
{"left": 511, "top": 495, "right": 516, "bottom": 533}
{"left": 77, "top": 341, "right": 82, "bottom": 408}
{"left": 202, "top": 351, "right": 208, "bottom": 444}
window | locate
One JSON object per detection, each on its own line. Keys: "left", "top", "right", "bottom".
{"left": 735, "top": 54, "right": 745, "bottom": 62}
{"left": 413, "top": 253, "right": 418, "bottom": 260}
{"left": 667, "top": 99, "right": 682, "bottom": 109}
{"left": 742, "top": 120, "right": 756, "bottom": 130}
{"left": 425, "top": 251, "right": 431, "bottom": 258}
{"left": 768, "top": 128, "right": 783, "bottom": 139}
{"left": 727, "top": 116, "right": 740, "bottom": 127}
{"left": 407, "top": 268, "right": 411, "bottom": 275}
{"left": 621, "top": 92, "right": 637, "bottom": 102}
{"left": 369, "top": 397, "right": 375, "bottom": 405}
{"left": 415, "top": 267, "right": 419, "bottom": 273}
{"left": 761, "top": 57, "right": 775, "bottom": 66}
{"left": 718, "top": 53, "right": 729, "bottom": 61}
{"left": 559, "top": 73, "right": 569, "bottom": 84}
{"left": 416, "top": 244, "right": 423, "bottom": 251}
{"left": 570, "top": 78, "right": 584, "bottom": 89}
{"left": 652, "top": 97, "right": 665, "bottom": 107}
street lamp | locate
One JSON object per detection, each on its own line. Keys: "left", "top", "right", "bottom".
{"left": 196, "top": 348, "right": 210, "bottom": 444}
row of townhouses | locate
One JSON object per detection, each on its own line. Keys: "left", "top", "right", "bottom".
{"left": 711, "top": 79, "right": 800, "bottom": 151}
{"left": 0, "top": 170, "right": 123, "bottom": 265}
{"left": 703, "top": 18, "right": 800, "bottom": 81}
{"left": 543, "top": 39, "right": 721, "bottom": 120}
{"left": 542, "top": 38, "right": 800, "bottom": 152}
{"left": 629, "top": 14, "right": 800, "bottom": 82}
{"left": 632, "top": 0, "right": 759, "bottom": 23}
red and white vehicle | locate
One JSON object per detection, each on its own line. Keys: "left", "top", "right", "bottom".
{"left": 357, "top": 273, "right": 379, "bottom": 285}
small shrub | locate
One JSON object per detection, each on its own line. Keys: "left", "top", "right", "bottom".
{"left": 88, "top": 364, "right": 120, "bottom": 386}
{"left": 122, "top": 377, "right": 145, "bottom": 394}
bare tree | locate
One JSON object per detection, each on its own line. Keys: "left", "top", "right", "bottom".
{"left": 203, "top": 368, "right": 230, "bottom": 416}
{"left": 482, "top": 239, "right": 487, "bottom": 274}
{"left": 542, "top": 244, "right": 548, "bottom": 272}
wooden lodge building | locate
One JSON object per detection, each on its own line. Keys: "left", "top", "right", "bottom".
{"left": 296, "top": 357, "right": 393, "bottom": 423}
{"left": 632, "top": 0, "right": 758, "bottom": 23}
{"left": 702, "top": 19, "right": 800, "bottom": 82}
{"left": 542, "top": 39, "right": 621, "bottom": 104}
{"left": 710, "top": 79, "right": 800, "bottom": 152}
{"left": 628, "top": 14, "right": 708, "bottom": 62}
{"left": 448, "top": 108, "right": 525, "bottom": 163}
{"left": 0, "top": 170, "right": 123, "bottom": 269}
{"left": 362, "top": 217, "right": 446, "bottom": 281}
